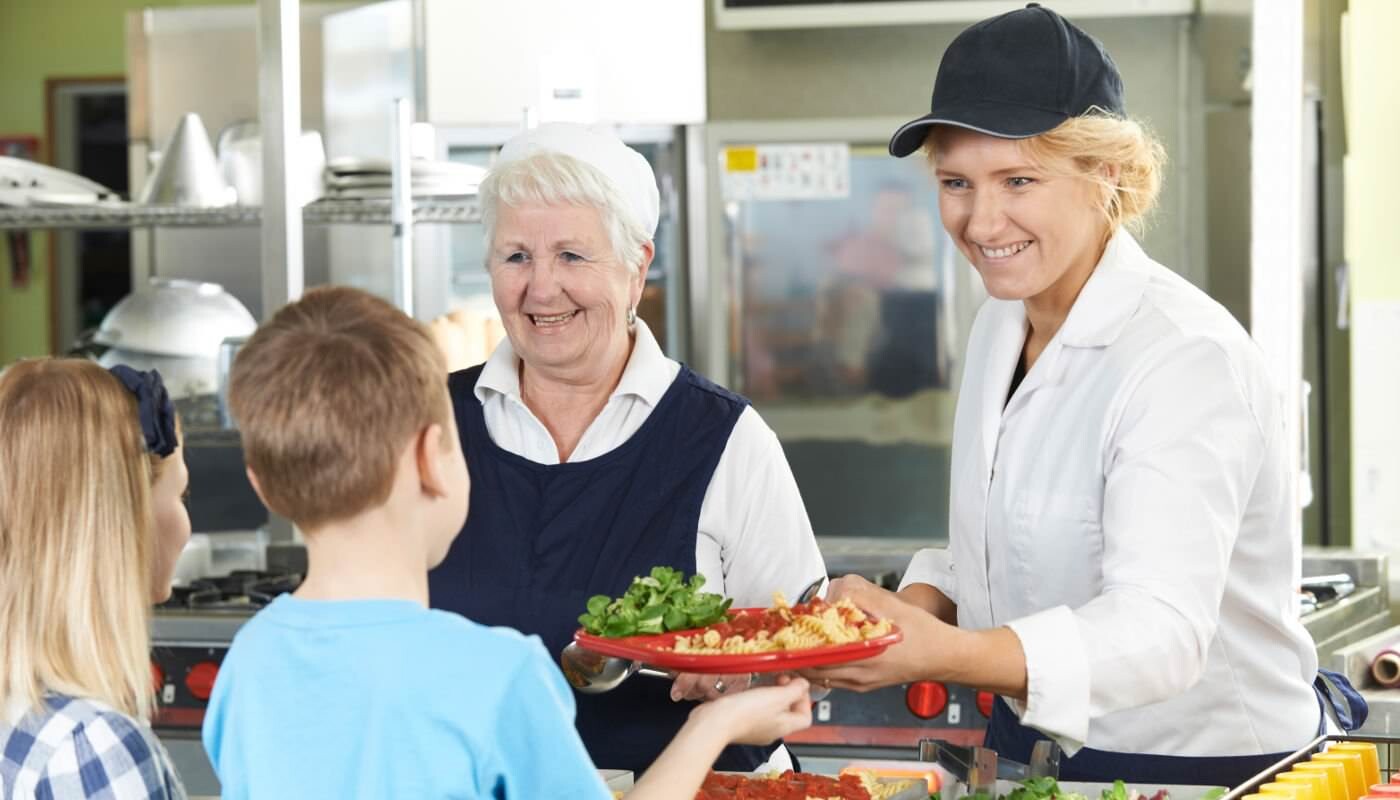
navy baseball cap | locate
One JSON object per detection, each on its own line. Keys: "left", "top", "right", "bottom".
{"left": 888, "top": 3, "right": 1125, "bottom": 157}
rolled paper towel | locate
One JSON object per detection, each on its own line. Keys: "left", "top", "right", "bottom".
{"left": 1371, "top": 648, "right": 1400, "bottom": 687}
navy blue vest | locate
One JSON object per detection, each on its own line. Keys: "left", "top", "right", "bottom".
{"left": 430, "top": 364, "right": 777, "bottom": 773}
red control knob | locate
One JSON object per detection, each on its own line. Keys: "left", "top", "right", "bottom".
{"left": 905, "top": 681, "right": 949, "bottom": 720}
{"left": 185, "top": 662, "right": 219, "bottom": 701}
{"left": 150, "top": 662, "right": 164, "bottom": 693}
{"left": 976, "top": 690, "right": 996, "bottom": 718}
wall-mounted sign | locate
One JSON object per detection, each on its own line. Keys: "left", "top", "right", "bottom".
{"left": 721, "top": 143, "right": 850, "bottom": 202}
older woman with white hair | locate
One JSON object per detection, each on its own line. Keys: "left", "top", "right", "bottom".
{"left": 428, "top": 123, "right": 826, "bottom": 774}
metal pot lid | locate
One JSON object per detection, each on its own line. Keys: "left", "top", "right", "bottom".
{"left": 93, "top": 278, "right": 257, "bottom": 359}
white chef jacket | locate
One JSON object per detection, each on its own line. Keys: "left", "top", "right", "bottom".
{"left": 472, "top": 319, "right": 826, "bottom": 772}
{"left": 902, "top": 231, "right": 1320, "bottom": 757}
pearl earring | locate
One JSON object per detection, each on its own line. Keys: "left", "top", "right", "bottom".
{"left": 626, "top": 307, "right": 637, "bottom": 326}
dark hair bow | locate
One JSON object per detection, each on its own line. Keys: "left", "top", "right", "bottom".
{"left": 107, "top": 365, "right": 178, "bottom": 457}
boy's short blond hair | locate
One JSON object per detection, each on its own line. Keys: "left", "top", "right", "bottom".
{"left": 228, "top": 286, "right": 450, "bottom": 530}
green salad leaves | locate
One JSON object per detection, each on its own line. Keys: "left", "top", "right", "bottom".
{"left": 578, "top": 567, "right": 734, "bottom": 638}
{"left": 934, "top": 778, "right": 1168, "bottom": 800}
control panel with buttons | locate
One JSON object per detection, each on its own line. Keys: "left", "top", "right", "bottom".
{"left": 150, "top": 645, "right": 230, "bottom": 730}
{"left": 785, "top": 681, "right": 992, "bottom": 748}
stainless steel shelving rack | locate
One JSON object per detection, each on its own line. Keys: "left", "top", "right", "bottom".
{"left": 2, "top": 0, "right": 464, "bottom": 320}
{"left": 0, "top": 0, "right": 441, "bottom": 544}
{"left": 0, "top": 1, "right": 434, "bottom": 318}
{"left": 0, "top": 198, "right": 481, "bottom": 231}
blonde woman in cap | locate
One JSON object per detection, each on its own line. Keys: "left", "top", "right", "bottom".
{"left": 428, "top": 123, "right": 825, "bottom": 774}
{"left": 804, "top": 3, "right": 1362, "bottom": 786}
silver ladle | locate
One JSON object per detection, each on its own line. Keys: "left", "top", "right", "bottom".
{"left": 561, "top": 575, "right": 827, "bottom": 695}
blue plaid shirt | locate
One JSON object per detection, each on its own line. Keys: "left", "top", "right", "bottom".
{"left": 1, "top": 695, "right": 185, "bottom": 799}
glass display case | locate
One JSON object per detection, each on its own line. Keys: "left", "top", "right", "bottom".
{"left": 702, "top": 119, "right": 985, "bottom": 543}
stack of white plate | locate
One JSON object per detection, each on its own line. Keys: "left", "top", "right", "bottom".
{"left": 0, "top": 155, "right": 125, "bottom": 207}
{"left": 324, "top": 157, "right": 486, "bottom": 199}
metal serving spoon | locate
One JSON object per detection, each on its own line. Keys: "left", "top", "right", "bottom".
{"left": 561, "top": 575, "right": 827, "bottom": 695}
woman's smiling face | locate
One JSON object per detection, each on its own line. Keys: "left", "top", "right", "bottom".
{"left": 488, "top": 201, "right": 646, "bottom": 379}
{"left": 933, "top": 126, "right": 1110, "bottom": 305}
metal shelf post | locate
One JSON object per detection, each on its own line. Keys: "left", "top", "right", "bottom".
{"left": 258, "top": 0, "right": 303, "bottom": 319}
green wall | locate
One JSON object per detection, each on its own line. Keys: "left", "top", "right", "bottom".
{"left": 0, "top": 0, "right": 249, "bottom": 364}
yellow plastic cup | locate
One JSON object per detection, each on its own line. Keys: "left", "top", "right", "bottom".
{"left": 1278, "top": 769, "right": 1336, "bottom": 800}
{"left": 1261, "top": 781, "right": 1316, "bottom": 800}
{"left": 1295, "top": 760, "right": 1353, "bottom": 800}
{"left": 1329, "top": 743, "right": 1383, "bottom": 790}
{"left": 1314, "top": 751, "right": 1369, "bottom": 800}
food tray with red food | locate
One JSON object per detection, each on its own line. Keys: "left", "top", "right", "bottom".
{"left": 695, "top": 770, "right": 927, "bottom": 800}
{"left": 574, "top": 598, "right": 903, "bottom": 674}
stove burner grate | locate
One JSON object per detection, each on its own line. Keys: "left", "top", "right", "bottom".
{"left": 161, "top": 569, "right": 301, "bottom": 611}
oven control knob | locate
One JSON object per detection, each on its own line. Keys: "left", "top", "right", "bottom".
{"left": 976, "top": 690, "right": 996, "bottom": 718}
{"left": 185, "top": 662, "right": 219, "bottom": 701}
{"left": 905, "top": 681, "right": 948, "bottom": 720}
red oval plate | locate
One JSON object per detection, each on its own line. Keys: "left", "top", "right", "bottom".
{"left": 573, "top": 607, "right": 903, "bottom": 674}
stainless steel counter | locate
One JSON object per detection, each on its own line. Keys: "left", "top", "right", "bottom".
{"left": 1354, "top": 687, "right": 1400, "bottom": 734}
{"left": 1305, "top": 586, "right": 1394, "bottom": 661}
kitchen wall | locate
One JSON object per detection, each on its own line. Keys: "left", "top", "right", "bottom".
{"left": 0, "top": 0, "right": 250, "bottom": 364}
{"left": 1345, "top": 0, "right": 1400, "bottom": 567}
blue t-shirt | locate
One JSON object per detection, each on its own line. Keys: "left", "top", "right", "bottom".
{"left": 202, "top": 594, "right": 612, "bottom": 800}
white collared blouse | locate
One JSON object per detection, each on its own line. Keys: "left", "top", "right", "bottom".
{"left": 903, "top": 231, "right": 1319, "bottom": 757}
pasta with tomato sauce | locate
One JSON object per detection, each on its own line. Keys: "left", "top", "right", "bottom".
{"left": 671, "top": 594, "right": 893, "bottom": 655}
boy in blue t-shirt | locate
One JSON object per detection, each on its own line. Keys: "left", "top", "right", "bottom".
{"left": 202, "top": 287, "right": 813, "bottom": 800}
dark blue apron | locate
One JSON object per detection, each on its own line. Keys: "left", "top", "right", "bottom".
{"left": 984, "top": 669, "right": 1368, "bottom": 786}
{"left": 429, "top": 364, "right": 779, "bottom": 774}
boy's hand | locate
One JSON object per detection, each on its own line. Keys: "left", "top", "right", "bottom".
{"left": 670, "top": 672, "right": 752, "bottom": 702}
{"left": 691, "top": 675, "right": 813, "bottom": 745}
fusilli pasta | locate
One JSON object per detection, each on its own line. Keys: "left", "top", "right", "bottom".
{"left": 671, "top": 593, "right": 893, "bottom": 655}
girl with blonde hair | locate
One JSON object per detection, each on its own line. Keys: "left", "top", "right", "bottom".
{"left": 805, "top": 2, "right": 1362, "bottom": 787}
{"left": 1, "top": 359, "right": 190, "bottom": 798}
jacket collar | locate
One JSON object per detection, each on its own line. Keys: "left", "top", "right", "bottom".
{"left": 978, "top": 228, "right": 1152, "bottom": 360}
{"left": 974, "top": 230, "right": 1152, "bottom": 472}
{"left": 1055, "top": 229, "right": 1152, "bottom": 349}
